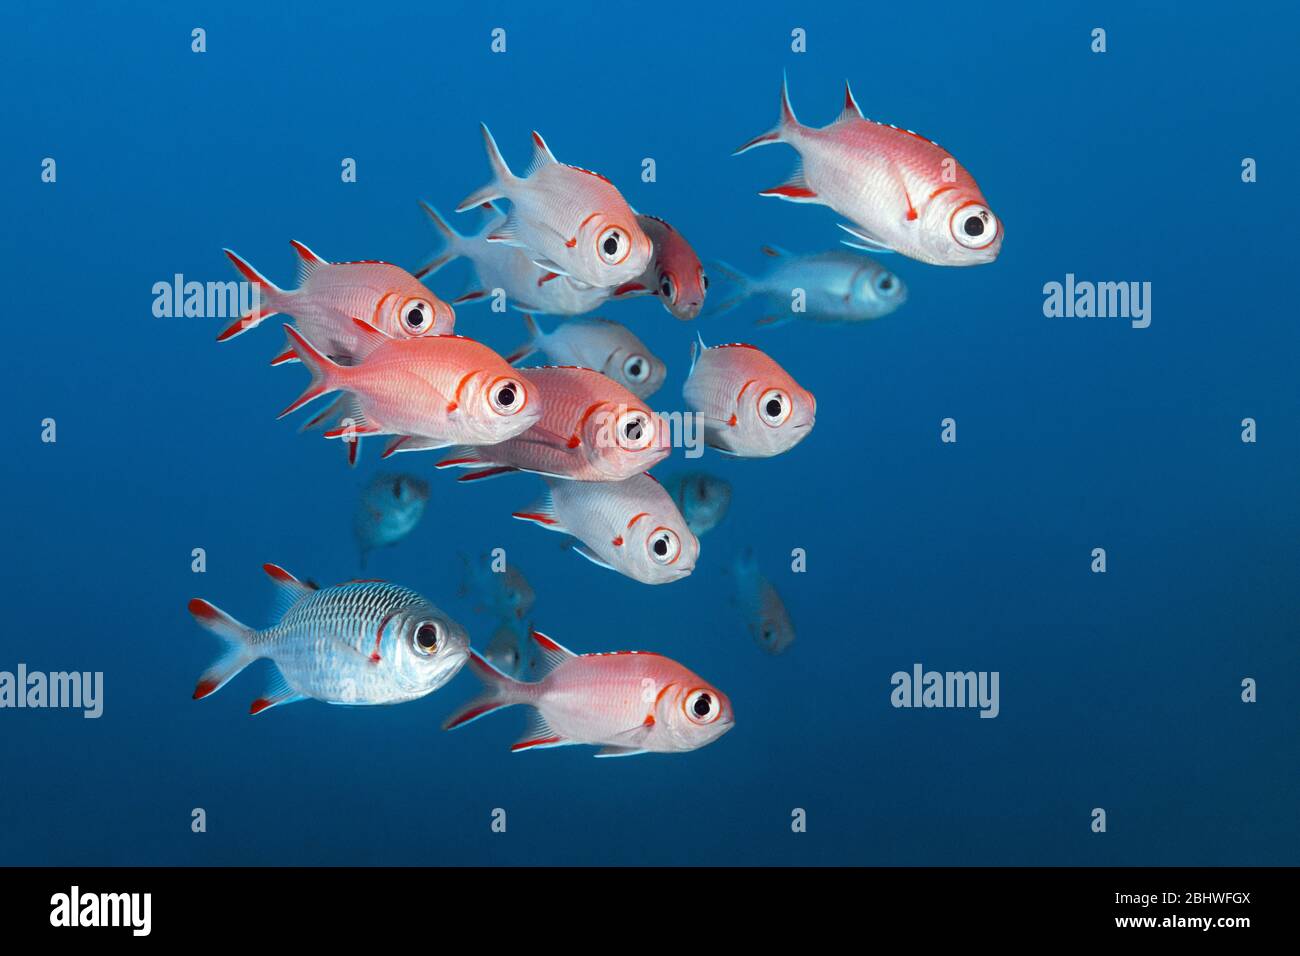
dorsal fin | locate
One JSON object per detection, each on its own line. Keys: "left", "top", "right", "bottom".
{"left": 839, "top": 80, "right": 865, "bottom": 122}
{"left": 289, "top": 240, "right": 328, "bottom": 285}
{"left": 530, "top": 630, "right": 578, "bottom": 674}
{"left": 349, "top": 316, "right": 394, "bottom": 360}
{"left": 525, "top": 131, "right": 559, "bottom": 177}
{"left": 262, "top": 563, "right": 316, "bottom": 618}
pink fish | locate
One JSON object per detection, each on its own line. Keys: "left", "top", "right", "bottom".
{"left": 736, "top": 77, "right": 1002, "bottom": 266}
{"left": 513, "top": 473, "right": 698, "bottom": 585}
{"left": 612, "top": 214, "right": 708, "bottom": 320}
{"left": 444, "top": 630, "right": 734, "bottom": 757}
{"left": 436, "top": 366, "right": 669, "bottom": 482}
{"left": 457, "top": 127, "right": 652, "bottom": 289}
{"left": 416, "top": 202, "right": 613, "bottom": 316}
{"left": 682, "top": 338, "right": 816, "bottom": 458}
{"left": 278, "top": 318, "right": 541, "bottom": 454}
{"left": 221, "top": 241, "right": 455, "bottom": 358}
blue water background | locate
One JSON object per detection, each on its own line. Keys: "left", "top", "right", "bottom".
{"left": 1, "top": 0, "right": 1296, "bottom": 865}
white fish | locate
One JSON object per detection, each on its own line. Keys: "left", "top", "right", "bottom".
{"left": 505, "top": 314, "right": 666, "bottom": 399}
{"left": 456, "top": 127, "right": 652, "bottom": 289}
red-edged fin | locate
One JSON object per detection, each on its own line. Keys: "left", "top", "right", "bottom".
{"left": 349, "top": 316, "right": 393, "bottom": 358}
{"left": 188, "top": 598, "right": 256, "bottom": 701}
{"left": 269, "top": 346, "right": 299, "bottom": 367}
{"left": 458, "top": 466, "right": 517, "bottom": 482}
{"left": 512, "top": 494, "right": 565, "bottom": 531}
{"left": 298, "top": 394, "right": 348, "bottom": 433}
{"left": 218, "top": 248, "right": 284, "bottom": 341}
{"left": 276, "top": 325, "right": 341, "bottom": 419}
{"left": 435, "top": 446, "right": 487, "bottom": 469}
{"left": 612, "top": 281, "right": 648, "bottom": 298}
{"left": 381, "top": 435, "right": 448, "bottom": 458}
{"left": 733, "top": 72, "right": 800, "bottom": 155}
{"left": 530, "top": 629, "right": 578, "bottom": 662}
{"left": 838, "top": 79, "right": 865, "bottom": 123}
{"left": 510, "top": 707, "right": 571, "bottom": 752}
{"left": 759, "top": 184, "right": 818, "bottom": 201}
{"left": 261, "top": 562, "right": 316, "bottom": 617}
{"left": 456, "top": 123, "right": 514, "bottom": 211}
{"left": 453, "top": 289, "right": 489, "bottom": 304}
{"left": 504, "top": 313, "right": 542, "bottom": 365}
{"left": 443, "top": 649, "right": 524, "bottom": 731}
{"left": 248, "top": 669, "right": 307, "bottom": 716}
{"left": 288, "top": 239, "right": 328, "bottom": 285}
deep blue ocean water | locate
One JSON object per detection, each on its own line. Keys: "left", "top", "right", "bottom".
{"left": 2, "top": 1, "right": 1296, "bottom": 866}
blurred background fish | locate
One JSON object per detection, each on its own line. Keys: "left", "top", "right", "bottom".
{"left": 707, "top": 246, "right": 906, "bottom": 326}
{"left": 355, "top": 473, "right": 430, "bottom": 567}
{"left": 458, "top": 551, "right": 537, "bottom": 623}
{"left": 665, "top": 471, "right": 733, "bottom": 536}
{"left": 482, "top": 620, "right": 544, "bottom": 681}
{"left": 728, "top": 547, "right": 795, "bottom": 655}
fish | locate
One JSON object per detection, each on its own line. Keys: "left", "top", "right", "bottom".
{"left": 456, "top": 126, "right": 653, "bottom": 289}
{"left": 707, "top": 246, "right": 907, "bottom": 326}
{"left": 220, "top": 241, "right": 456, "bottom": 357}
{"left": 355, "top": 473, "right": 429, "bottom": 567}
{"left": 436, "top": 365, "right": 669, "bottom": 482}
{"left": 682, "top": 338, "right": 816, "bottom": 458}
{"left": 443, "top": 630, "right": 734, "bottom": 757}
{"left": 610, "top": 215, "right": 708, "bottom": 320}
{"left": 513, "top": 473, "right": 698, "bottom": 585}
{"left": 482, "top": 621, "right": 544, "bottom": 681}
{"left": 735, "top": 76, "right": 1002, "bottom": 266}
{"left": 189, "top": 563, "right": 469, "bottom": 713}
{"left": 505, "top": 314, "right": 666, "bottom": 399}
{"left": 457, "top": 552, "right": 536, "bottom": 623}
{"left": 277, "top": 318, "right": 542, "bottom": 455}
{"left": 416, "top": 202, "right": 613, "bottom": 316}
{"left": 728, "top": 547, "right": 795, "bottom": 654}
{"left": 665, "top": 471, "right": 733, "bottom": 536}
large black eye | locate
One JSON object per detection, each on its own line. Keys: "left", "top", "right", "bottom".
{"left": 415, "top": 623, "right": 440, "bottom": 654}
{"left": 625, "top": 419, "right": 643, "bottom": 442}
{"left": 684, "top": 688, "right": 719, "bottom": 724}
{"left": 758, "top": 389, "right": 791, "bottom": 427}
{"left": 701, "top": 274, "right": 709, "bottom": 291}
{"left": 489, "top": 378, "right": 525, "bottom": 415}
{"left": 659, "top": 274, "right": 675, "bottom": 300}
{"left": 879, "top": 276, "right": 893, "bottom": 290}
{"left": 951, "top": 204, "right": 997, "bottom": 250}
{"left": 403, "top": 300, "right": 431, "bottom": 332}
{"left": 597, "top": 226, "right": 630, "bottom": 265}
{"left": 963, "top": 216, "right": 984, "bottom": 237}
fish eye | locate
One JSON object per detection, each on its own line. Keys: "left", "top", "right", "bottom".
{"left": 648, "top": 527, "right": 681, "bottom": 565}
{"left": 597, "top": 226, "right": 631, "bottom": 266}
{"left": 392, "top": 479, "right": 403, "bottom": 497}
{"left": 622, "top": 354, "right": 650, "bottom": 383}
{"left": 950, "top": 204, "right": 998, "bottom": 250}
{"left": 616, "top": 410, "right": 654, "bottom": 450}
{"left": 684, "top": 688, "right": 720, "bottom": 725}
{"left": 700, "top": 270, "right": 709, "bottom": 292}
{"left": 402, "top": 299, "right": 434, "bottom": 334}
{"left": 874, "top": 273, "right": 899, "bottom": 295}
{"left": 659, "top": 273, "right": 676, "bottom": 301}
{"left": 413, "top": 622, "right": 441, "bottom": 655}
{"left": 489, "top": 377, "right": 525, "bottom": 415}
{"left": 758, "top": 388, "right": 792, "bottom": 427}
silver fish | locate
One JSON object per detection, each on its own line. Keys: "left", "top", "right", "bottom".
{"left": 708, "top": 246, "right": 906, "bottom": 326}
{"left": 505, "top": 314, "right": 666, "bottom": 400}
{"left": 457, "top": 552, "right": 536, "bottom": 623}
{"left": 189, "top": 564, "right": 469, "bottom": 713}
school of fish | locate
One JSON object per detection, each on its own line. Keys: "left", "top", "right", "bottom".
{"left": 192, "top": 75, "right": 1002, "bottom": 755}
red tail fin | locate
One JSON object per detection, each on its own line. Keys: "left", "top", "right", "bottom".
{"left": 276, "top": 325, "right": 341, "bottom": 419}
{"left": 442, "top": 650, "right": 524, "bottom": 730}
{"left": 218, "top": 249, "right": 284, "bottom": 341}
